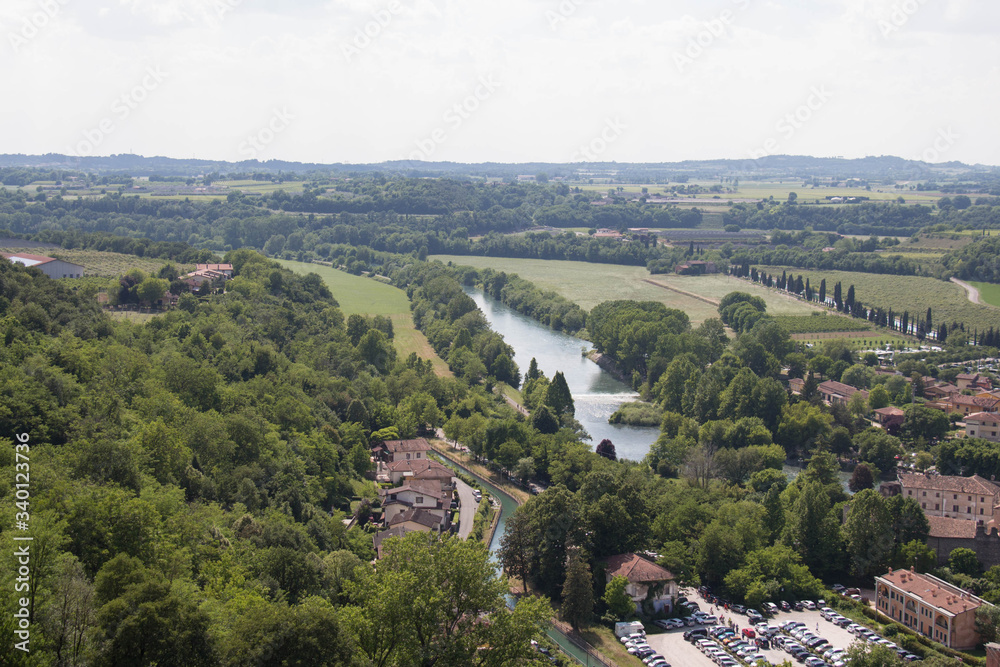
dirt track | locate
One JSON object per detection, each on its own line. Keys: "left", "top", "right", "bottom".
{"left": 951, "top": 277, "right": 982, "bottom": 304}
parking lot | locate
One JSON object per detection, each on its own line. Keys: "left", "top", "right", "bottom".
{"left": 645, "top": 607, "right": 862, "bottom": 667}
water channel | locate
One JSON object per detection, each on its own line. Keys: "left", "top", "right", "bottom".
{"left": 467, "top": 289, "right": 659, "bottom": 462}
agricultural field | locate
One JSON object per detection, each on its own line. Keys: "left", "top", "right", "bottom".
{"left": 0, "top": 246, "right": 184, "bottom": 277}
{"left": 791, "top": 332, "right": 909, "bottom": 350}
{"left": 758, "top": 266, "right": 1000, "bottom": 333}
{"left": 278, "top": 260, "right": 451, "bottom": 377}
{"left": 772, "top": 314, "right": 872, "bottom": 334}
{"left": 431, "top": 255, "right": 821, "bottom": 323}
{"left": 970, "top": 282, "right": 1000, "bottom": 309}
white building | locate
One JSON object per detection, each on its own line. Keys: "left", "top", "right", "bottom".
{"left": 2, "top": 253, "right": 84, "bottom": 279}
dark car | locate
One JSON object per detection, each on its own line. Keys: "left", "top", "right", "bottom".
{"left": 684, "top": 628, "right": 708, "bottom": 641}
{"left": 780, "top": 601, "right": 791, "bottom": 611}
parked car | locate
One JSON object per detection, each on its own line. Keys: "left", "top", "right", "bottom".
{"left": 780, "top": 601, "right": 791, "bottom": 611}
{"left": 747, "top": 609, "right": 764, "bottom": 623}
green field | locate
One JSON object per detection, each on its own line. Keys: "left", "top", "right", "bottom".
{"left": 971, "top": 282, "right": 1000, "bottom": 309}
{"left": 759, "top": 267, "right": 1000, "bottom": 333}
{"left": 278, "top": 260, "right": 451, "bottom": 377}
{"left": 430, "top": 255, "right": 821, "bottom": 323}
{"left": 0, "top": 246, "right": 185, "bottom": 277}
{"left": 772, "top": 314, "right": 872, "bottom": 334}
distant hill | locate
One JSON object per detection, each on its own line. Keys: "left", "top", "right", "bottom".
{"left": 0, "top": 152, "right": 996, "bottom": 181}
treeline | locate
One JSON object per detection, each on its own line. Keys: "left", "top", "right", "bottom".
{"left": 461, "top": 231, "right": 679, "bottom": 267}
{"left": 29, "top": 229, "right": 216, "bottom": 263}
{"left": 942, "top": 235, "right": 1000, "bottom": 283}
{"left": 729, "top": 245, "right": 925, "bottom": 276}
{"left": 0, "top": 250, "right": 553, "bottom": 664}
{"left": 474, "top": 267, "right": 588, "bottom": 334}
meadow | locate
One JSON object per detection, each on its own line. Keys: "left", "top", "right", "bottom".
{"left": 278, "top": 260, "right": 452, "bottom": 377}
{"left": 430, "top": 255, "right": 821, "bottom": 323}
{"left": 757, "top": 266, "right": 1000, "bottom": 333}
{"left": 970, "top": 282, "right": 1000, "bottom": 309}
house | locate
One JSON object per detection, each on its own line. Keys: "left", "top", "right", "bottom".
{"left": 196, "top": 263, "right": 234, "bottom": 277}
{"left": 925, "top": 383, "right": 961, "bottom": 400}
{"left": 898, "top": 472, "right": 1000, "bottom": 521}
{"left": 875, "top": 568, "right": 992, "bottom": 649}
{"left": 958, "top": 373, "right": 994, "bottom": 392}
{"left": 373, "top": 526, "right": 411, "bottom": 559}
{"left": 603, "top": 553, "right": 678, "bottom": 614}
{"left": 942, "top": 394, "right": 1000, "bottom": 417}
{"left": 594, "top": 229, "right": 623, "bottom": 239}
{"left": 180, "top": 267, "right": 231, "bottom": 290}
{"left": 378, "top": 438, "right": 433, "bottom": 463}
{"left": 967, "top": 413, "right": 1000, "bottom": 443}
{"left": 817, "top": 380, "right": 869, "bottom": 406}
{"left": 379, "top": 478, "right": 449, "bottom": 523}
{"left": 873, "top": 406, "right": 906, "bottom": 430}
{"left": 386, "top": 458, "right": 456, "bottom": 490}
{"left": 675, "top": 260, "right": 718, "bottom": 276}
{"left": 386, "top": 508, "right": 449, "bottom": 534}
{"left": 787, "top": 377, "right": 805, "bottom": 395}
{"left": 2, "top": 252, "right": 84, "bottom": 279}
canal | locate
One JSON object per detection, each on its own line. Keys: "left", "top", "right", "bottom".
{"left": 467, "top": 289, "right": 658, "bottom": 462}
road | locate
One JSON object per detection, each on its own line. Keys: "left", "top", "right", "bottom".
{"left": 455, "top": 478, "right": 478, "bottom": 540}
{"left": 952, "top": 277, "right": 983, "bottom": 305}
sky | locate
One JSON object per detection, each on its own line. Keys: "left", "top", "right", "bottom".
{"left": 1, "top": 0, "right": 998, "bottom": 166}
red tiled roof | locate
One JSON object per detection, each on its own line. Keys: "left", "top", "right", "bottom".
{"left": 379, "top": 478, "right": 448, "bottom": 500}
{"left": 605, "top": 553, "right": 675, "bottom": 584}
{"left": 967, "top": 413, "right": 1000, "bottom": 425}
{"left": 927, "top": 516, "right": 978, "bottom": 540}
{"left": 387, "top": 508, "right": 445, "bottom": 530}
{"left": 878, "top": 569, "right": 989, "bottom": 616}
{"left": 898, "top": 472, "right": 1000, "bottom": 497}
{"left": 875, "top": 407, "right": 906, "bottom": 417}
{"left": 818, "top": 380, "right": 868, "bottom": 399}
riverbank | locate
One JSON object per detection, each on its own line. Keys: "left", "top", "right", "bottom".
{"left": 430, "top": 439, "right": 531, "bottom": 506}
{"left": 585, "top": 350, "right": 631, "bottom": 385}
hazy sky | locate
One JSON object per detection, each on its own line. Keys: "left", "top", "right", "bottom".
{"left": 2, "top": 0, "right": 997, "bottom": 165}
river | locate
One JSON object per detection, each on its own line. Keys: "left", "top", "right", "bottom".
{"left": 467, "top": 289, "right": 659, "bottom": 462}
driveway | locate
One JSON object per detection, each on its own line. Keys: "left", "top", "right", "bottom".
{"left": 455, "top": 478, "right": 478, "bottom": 540}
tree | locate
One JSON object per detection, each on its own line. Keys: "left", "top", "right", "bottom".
{"left": 844, "top": 642, "right": 904, "bottom": 667}
{"left": 855, "top": 429, "right": 903, "bottom": 475}
{"left": 602, "top": 574, "right": 634, "bottom": 621}
{"left": 545, "top": 371, "right": 575, "bottom": 415}
{"left": 135, "top": 277, "right": 169, "bottom": 305}
{"left": 849, "top": 463, "right": 876, "bottom": 492}
{"left": 514, "top": 457, "right": 536, "bottom": 483}
{"left": 595, "top": 439, "right": 617, "bottom": 461}
{"left": 530, "top": 405, "right": 560, "bottom": 434}
{"left": 498, "top": 510, "right": 533, "bottom": 591}
{"left": 843, "top": 489, "right": 894, "bottom": 577}
{"left": 900, "top": 405, "right": 950, "bottom": 444}
{"left": 776, "top": 402, "right": 833, "bottom": 455}
{"left": 868, "top": 384, "right": 891, "bottom": 410}
{"left": 783, "top": 481, "right": 842, "bottom": 579}
{"left": 949, "top": 547, "right": 981, "bottom": 577}
{"left": 561, "top": 551, "right": 595, "bottom": 629}
{"left": 976, "top": 603, "right": 1000, "bottom": 643}
{"left": 891, "top": 539, "right": 936, "bottom": 572}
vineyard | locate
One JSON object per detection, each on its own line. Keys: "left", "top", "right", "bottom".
{"left": 772, "top": 314, "right": 872, "bottom": 334}
{"left": 756, "top": 266, "right": 1000, "bottom": 334}
{"left": 0, "top": 246, "right": 184, "bottom": 278}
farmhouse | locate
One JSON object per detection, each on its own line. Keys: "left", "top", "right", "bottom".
{"left": 958, "top": 373, "right": 993, "bottom": 392}
{"left": 196, "top": 263, "right": 234, "bottom": 277}
{"left": 898, "top": 472, "right": 1000, "bottom": 520}
{"left": 967, "top": 413, "right": 1000, "bottom": 443}
{"left": 603, "top": 553, "right": 678, "bottom": 614}
{"left": 379, "top": 478, "right": 449, "bottom": 523}
{"left": 940, "top": 394, "right": 1000, "bottom": 417}
{"left": 873, "top": 406, "right": 906, "bottom": 430}
{"left": 817, "top": 380, "right": 868, "bottom": 406}
{"left": 2, "top": 252, "right": 84, "bottom": 279}
{"left": 876, "top": 568, "right": 991, "bottom": 650}
{"left": 375, "top": 438, "right": 433, "bottom": 463}
{"left": 385, "top": 458, "right": 456, "bottom": 491}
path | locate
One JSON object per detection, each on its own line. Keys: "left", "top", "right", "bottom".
{"left": 952, "top": 277, "right": 983, "bottom": 305}
{"left": 455, "top": 478, "right": 478, "bottom": 540}
{"left": 641, "top": 278, "right": 721, "bottom": 307}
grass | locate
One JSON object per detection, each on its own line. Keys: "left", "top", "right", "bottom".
{"left": 773, "top": 314, "right": 872, "bottom": 334}
{"left": 277, "top": 260, "right": 452, "bottom": 377}
{"left": 757, "top": 266, "right": 1000, "bottom": 333}
{"left": 430, "top": 255, "right": 820, "bottom": 324}
{"left": 970, "top": 281, "right": 1000, "bottom": 309}
{"left": 0, "top": 246, "right": 184, "bottom": 278}
{"left": 576, "top": 625, "right": 644, "bottom": 666}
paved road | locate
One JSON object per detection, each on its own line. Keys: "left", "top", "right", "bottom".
{"left": 455, "top": 478, "right": 478, "bottom": 540}
{"left": 952, "top": 277, "right": 983, "bottom": 305}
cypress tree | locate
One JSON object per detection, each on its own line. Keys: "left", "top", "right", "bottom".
{"left": 561, "top": 550, "right": 595, "bottom": 630}
{"left": 545, "top": 371, "right": 575, "bottom": 416}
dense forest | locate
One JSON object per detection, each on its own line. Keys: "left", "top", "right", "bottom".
{"left": 0, "top": 252, "right": 555, "bottom": 665}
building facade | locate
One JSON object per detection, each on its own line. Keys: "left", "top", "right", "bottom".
{"left": 2, "top": 252, "right": 84, "bottom": 279}
{"left": 898, "top": 472, "right": 1000, "bottom": 521}
{"left": 967, "top": 413, "right": 1000, "bottom": 443}
{"left": 875, "top": 568, "right": 990, "bottom": 650}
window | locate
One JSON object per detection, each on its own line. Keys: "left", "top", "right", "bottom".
{"left": 923, "top": 491, "right": 927, "bottom": 497}
{"left": 922, "top": 503, "right": 926, "bottom": 509}
{"left": 954, "top": 494, "right": 958, "bottom": 500}
{"left": 969, "top": 496, "right": 972, "bottom": 501}
{"left": 968, "top": 507, "right": 972, "bottom": 513}
{"left": 935, "top": 504, "right": 939, "bottom": 510}
{"left": 908, "top": 490, "right": 913, "bottom": 495}
{"left": 415, "top": 496, "right": 423, "bottom": 503}
{"left": 936, "top": 492, "right": 940, "bottom": 498}
{"left": 982, "top": 508, "right": 985, "bottom": 514}
{"left": 953, "top": 505, "right": 959, "bottom": 512}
